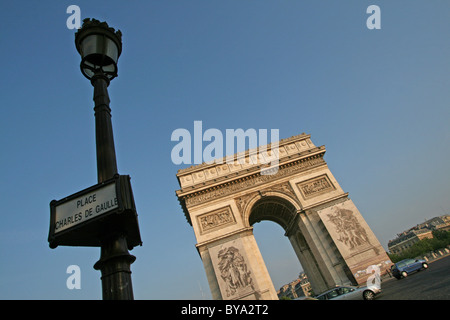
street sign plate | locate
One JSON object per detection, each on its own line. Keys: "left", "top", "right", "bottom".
{"left": 48, "top": 175, "right": 142, "bottom": 249}
{"left": 54, "top": 182, "right": 118, "bottom": 234}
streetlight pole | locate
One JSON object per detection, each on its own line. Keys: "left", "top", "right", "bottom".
{"left": 90, "top": 72, "right": 136, "bottom": 300}
{"left": 75, "top": 18, "right": 136, "bottom": 300}
{"left": 91, "top": 74, "right": 117, "bottom": 182}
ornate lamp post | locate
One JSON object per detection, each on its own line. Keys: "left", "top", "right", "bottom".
{"left": 74, "top": 18, "right": 138, "bottom": 300}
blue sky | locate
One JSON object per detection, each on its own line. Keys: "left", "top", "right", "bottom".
{"left": 0, "top": 1, "right": 449, "bottom": 299}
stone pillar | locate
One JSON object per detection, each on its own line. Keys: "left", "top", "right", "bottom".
{"left": 286, "top": 210, "right": 355, "bottom": 294}
{"left": 286, "top": 227, "right": 329, "bottom": 294}
{"left": 316, "top": 199, "right": 393, "bottom": 285}
{"left": 198, "top": 229, "right": 278, "bottom": 300}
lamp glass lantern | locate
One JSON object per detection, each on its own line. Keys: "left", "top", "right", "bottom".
{"left": 75, "top": 19, "right": 122, "bottom": 81}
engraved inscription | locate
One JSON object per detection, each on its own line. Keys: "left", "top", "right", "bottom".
{"left": 197, "top": 206, "right": 236, "bottom": 234}
{"left": 297, "top": 175, "right": 335, "bottom": 199}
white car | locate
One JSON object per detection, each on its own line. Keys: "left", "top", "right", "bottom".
{"left": 315, "top": 285, "right": 381, "bottom": 300}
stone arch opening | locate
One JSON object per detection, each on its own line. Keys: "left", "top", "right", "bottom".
{"left": 249, "top": 196, "right": 297, "bottom": 231}
{"left": 249, "top": 196, "right": 306, "bottom": 297}
{"left": 248, "top": 195, "right": 331, "bottom": 296}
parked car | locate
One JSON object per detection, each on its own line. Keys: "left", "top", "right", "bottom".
{"left": 391, "top": 258, "right": 428, "bottom": 279}
{"left": 315, "top": 285, "right": 381, "bottom": 300}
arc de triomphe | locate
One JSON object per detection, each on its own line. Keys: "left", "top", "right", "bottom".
{"left": 176, "top": 133, "right": 392, "bottom": 300}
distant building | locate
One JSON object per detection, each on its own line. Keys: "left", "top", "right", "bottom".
{"left": 388, "top": 215, "right": 450, "bottom": 255}
{"left": 296, "top": 273, "right": 312, "bottom": 297}
{"left": 277, "top": 272, "right": 312, "bottom": 299}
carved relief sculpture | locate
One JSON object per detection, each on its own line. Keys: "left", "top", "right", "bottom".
{"left": 297, "top": 175, "right": 335, "bottom": 199}
{"left": 197, "top": 206, "right": 236, "bottom": 234}
{"left": 326, "top": 207, "right": 370, "bottom": 251}
{"left": 217, "top": 246, "right": 254, "bottom": 297}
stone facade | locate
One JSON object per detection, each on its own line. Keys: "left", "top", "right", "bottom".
{"left": 176, "top": 133, "right": 392, "bottom": 300}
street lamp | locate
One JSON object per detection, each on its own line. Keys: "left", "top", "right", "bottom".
{"left": 75, "top": 18, "right": 122, "bottom": 81}
{"left": 74, "top": 18, "right": 138, "bottom": 300}
{"left": 75, "top": 18, "right": 121, "bottom": 184}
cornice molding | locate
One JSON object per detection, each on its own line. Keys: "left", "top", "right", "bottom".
{"left": 178, "top": 151, "right": 327, "bottom": 225}
{"left": 177, "top": 146, "right": 325, "bottom": 196}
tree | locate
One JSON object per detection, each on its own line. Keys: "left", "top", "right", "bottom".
{"left": 388, "top": 230, "right": 450, "bottom": 263}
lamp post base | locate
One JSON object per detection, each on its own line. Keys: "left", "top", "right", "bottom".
{"left": 94, "top": 234, "right": 136, "bottom": 300}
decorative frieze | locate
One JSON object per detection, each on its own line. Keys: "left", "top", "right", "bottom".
{"left": 184, "top": 155, "right": 325, "bottom": 207}
{"left": 176, "top": 134, "right": 319, "bottom": 189}
{"left": 297, "top": 174, "right": 335, "bottom": 200}
{"left": 197, "top": 206, "right": 236, "bottom": 234}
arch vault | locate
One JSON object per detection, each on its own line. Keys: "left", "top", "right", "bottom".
{"left": 176, "top": 133, "right": 392, "bottom": 300}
